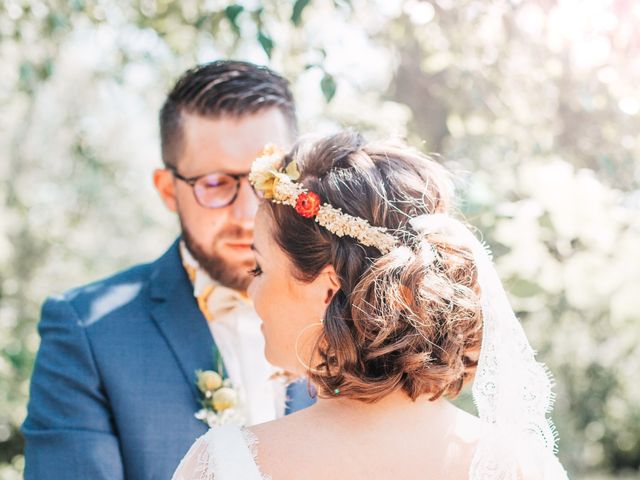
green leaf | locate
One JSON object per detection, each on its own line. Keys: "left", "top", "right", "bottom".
{"left": 285, "top": 159, "right": 300, "bottom": 180}
{"left": 257, "top": 30, "right": 274, "bottom": 58}
{"left": 40, "top": 57, "right": 54, "bottom": 80}
{"left": 215, "top": 349, "right": 226, "bottom": 378}
{"left": 320, "top": 73, "right": 337, "bottom": 103}
{"left": 333, "top": 0, "right": 353, "bottom": 10}
{"left": 46, "top": 12, "right": 69, "bottom": 33}
{"left": 508, "top": 278, "right": 544, "bottom": 298}
{"left": 224, "top": 4, "right": 244, "bottom": 35}
{"left": 291, "top": 0, "right": 312, "bottom": 26}
{"left": 18, "top": 62, "right": 36, "bottom": 92}
{"left": 195, "top": 14, "right": 210, "bottom": 29}
{"left": 69, "top": 0, "right": 85, "bottom": 12}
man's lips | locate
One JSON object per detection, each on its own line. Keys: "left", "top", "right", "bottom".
{"left": 225, "top": 241, "right": 252, "bottom": 249}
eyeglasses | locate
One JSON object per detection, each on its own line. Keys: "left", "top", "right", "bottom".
{"left": 167, "top": 166, "right": 256, "bottom": 209}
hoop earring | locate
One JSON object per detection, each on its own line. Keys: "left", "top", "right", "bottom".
{"left": 294, "top": 320, "right": 324, "bottom": 373}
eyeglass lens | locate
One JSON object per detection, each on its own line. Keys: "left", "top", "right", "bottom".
{"left": 193, "top": 174, "right": 239, "bottom": 208}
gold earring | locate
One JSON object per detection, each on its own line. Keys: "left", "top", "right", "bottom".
{"left": 294, "top": 320, "right": 324, "bottom": 373}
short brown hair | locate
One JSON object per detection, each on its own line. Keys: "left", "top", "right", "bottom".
{"left": 159, "top": 60, "right": 297, "bottom": 167}
{"left": 265, "top": 131, "right": 483, "bottom": 402}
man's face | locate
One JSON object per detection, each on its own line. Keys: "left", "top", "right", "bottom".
{"left": 154, "top": 108, "right": 294, "bottom": 290}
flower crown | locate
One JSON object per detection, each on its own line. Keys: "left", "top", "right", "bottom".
{"left": 249, "top": 144, "right": 398, "bottom": 255}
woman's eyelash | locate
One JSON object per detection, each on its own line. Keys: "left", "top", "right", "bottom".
{"left": 248, "top": 264, "right": 263, "bottom": 277}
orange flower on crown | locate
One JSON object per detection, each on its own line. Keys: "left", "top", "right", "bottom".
{"left": 295, "top": 192, "right": 321, "bottom": 218}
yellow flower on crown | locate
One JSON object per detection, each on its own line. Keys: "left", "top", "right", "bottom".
{"left": 249, "top": 144, "right": 301, "bottom": 200}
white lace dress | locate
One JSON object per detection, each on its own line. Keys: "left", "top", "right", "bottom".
{"left": 172, "top": 425, "right": 268, "bottom": 480}
{"left": 172, "top": 424, "right": 568, "bottom": 480}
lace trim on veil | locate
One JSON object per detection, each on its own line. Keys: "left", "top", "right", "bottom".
{"left": 468, "top": 238, "right": 561, "bottom": 479}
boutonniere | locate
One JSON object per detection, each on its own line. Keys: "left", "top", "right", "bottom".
{"left": 194, "top": 353, "right": 245, "bottom": 427}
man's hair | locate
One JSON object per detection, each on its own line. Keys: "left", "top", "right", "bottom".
{"left": 159, "top": 60, "right": 297, "bottom": 167}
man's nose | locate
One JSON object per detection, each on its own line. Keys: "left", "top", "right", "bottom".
{"left": 231, "top": 177, "right": 259, "bottom": 221}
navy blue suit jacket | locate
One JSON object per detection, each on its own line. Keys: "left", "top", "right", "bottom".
{"left": 22, "top": 239, "right": 314, "bottom": 479}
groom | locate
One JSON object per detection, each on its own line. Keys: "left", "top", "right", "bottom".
{"left": 22, "top": 60, "right": 314, "bottom": 479}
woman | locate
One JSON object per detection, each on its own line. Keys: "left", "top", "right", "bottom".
{"left": 173, "top": 132, "right": 568, "bottom": 479}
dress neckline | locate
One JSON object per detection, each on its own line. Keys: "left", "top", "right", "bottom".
{"left": 238, "top": 427, "right": 271, "bottom": 480}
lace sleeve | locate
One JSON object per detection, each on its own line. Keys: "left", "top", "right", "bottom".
{"left": 172, "top": 426, "right": 266, "bottom": 480}
{"left": 172, "top": 431, "right": 215, "bottom": 480}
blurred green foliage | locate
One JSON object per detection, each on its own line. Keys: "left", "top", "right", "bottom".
{"left": 1, "top": 1, "right": 639, "bottom": 478}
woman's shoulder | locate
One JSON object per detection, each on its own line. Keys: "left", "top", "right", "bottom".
{"left": 248, "top": 410, "right": 319, "bottom": 469}
{"left": 248, "top": 402, "right": 484, "bottom": 480}
{"left": 249, "top": 405, "right": 392, "bottom": 480}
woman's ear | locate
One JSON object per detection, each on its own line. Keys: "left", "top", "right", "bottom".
{"left": 320, "top": 265, "right": 341, "bottom": 305}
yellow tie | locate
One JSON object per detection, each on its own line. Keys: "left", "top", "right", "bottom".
{"left": 197, "top": 284, "right": 216, "bottom": 322}
{"left": 183, "top": 259, "right": 250, "bottom": 323}
{"left": 183, "top": 262, "right": 215, "bottom": 322}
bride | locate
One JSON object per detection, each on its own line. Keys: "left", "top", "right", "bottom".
{"left": 172, "top": 131, "right": 568, "bottom": 479}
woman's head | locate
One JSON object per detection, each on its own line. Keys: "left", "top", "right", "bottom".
{"left": 248, "top": 131, "right": 483, "bottom": 402}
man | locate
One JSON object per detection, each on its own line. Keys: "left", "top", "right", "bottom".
{"left": 22, "top": 60, "right": 314, "bottom": 479}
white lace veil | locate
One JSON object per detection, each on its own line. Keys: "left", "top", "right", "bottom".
{"left": 410, "top": 214, "right": 568, "bottom": 479}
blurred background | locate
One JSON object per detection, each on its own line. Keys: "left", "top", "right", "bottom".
{"left": 1, "top": 0, "right": 639, "bottom": 478}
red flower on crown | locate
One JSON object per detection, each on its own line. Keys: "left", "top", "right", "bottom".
{"left": 295, "top": 191, "right": 321, "bottom": 218}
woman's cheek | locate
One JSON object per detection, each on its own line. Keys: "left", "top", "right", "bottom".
{"left": 250, "top": 283, "right": 267, "bottom": 323}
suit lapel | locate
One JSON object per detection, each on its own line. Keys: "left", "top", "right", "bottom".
{"left": 149, "top": 239, "right": 217, "bottom": 400}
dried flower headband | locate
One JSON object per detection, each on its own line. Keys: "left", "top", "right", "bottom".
{"left": 249, "top": 144, "right": 398, "bottom": 254}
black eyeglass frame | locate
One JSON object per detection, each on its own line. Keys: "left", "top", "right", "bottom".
{"left": 167, "top": 166, "right": 254, "bottom": 209}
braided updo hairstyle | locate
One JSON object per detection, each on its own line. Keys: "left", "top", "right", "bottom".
{"left": 265, "top": 131, "right": 483, "bottom": 402}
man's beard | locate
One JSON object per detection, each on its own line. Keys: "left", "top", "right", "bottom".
{"left": 181, "top": 221, "right": 254, "bottom": 291}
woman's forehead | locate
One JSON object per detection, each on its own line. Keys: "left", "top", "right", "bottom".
{"left": 254, "top": 207, "right": 279, "bottom": 257}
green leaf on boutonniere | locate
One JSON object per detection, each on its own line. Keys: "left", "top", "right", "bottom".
{"left": 215, "top": 349, "right": 226, "bottom": 378}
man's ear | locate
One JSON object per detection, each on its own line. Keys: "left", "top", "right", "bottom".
{"left": 320, "top": 265, "right": 341, "bottom": 305}
{"left": 153, "top": 168, "right": 178, "bottom": 212}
